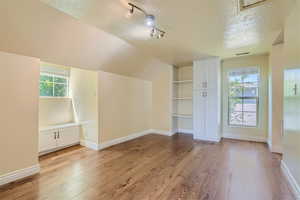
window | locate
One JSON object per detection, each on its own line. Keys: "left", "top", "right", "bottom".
{"left": 228, "top": 67, "right": 259, "bottom": 127}
{"left": 40, "top": 73, "right": 69, "bottom": 97}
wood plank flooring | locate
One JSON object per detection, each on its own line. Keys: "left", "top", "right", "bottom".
{"left": 0, "top": 134, "right": 295, "bottom": 200}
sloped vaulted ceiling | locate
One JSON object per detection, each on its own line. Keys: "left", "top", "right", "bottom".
{"left": 0, "top": 0, "right": 170, "bottom": 76}
{"left": 41, "top": 0, "right": 294, "bottom": 65}
{"left": 0, "top": 0, "right": 295, "bottom": 70}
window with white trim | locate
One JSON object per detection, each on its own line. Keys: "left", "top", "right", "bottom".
{"left": 39, "top": 73, "right": 69, "bottom": 97}
{"left": 228, "top": 67, "right": 260, "bottom": 127}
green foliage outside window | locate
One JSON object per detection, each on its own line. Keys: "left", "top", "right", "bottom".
{"left": 228, "top": 70, "right": 259, "bottom": 127}
{"left": 40, "top": 74, "right": 68, "bottom": 97}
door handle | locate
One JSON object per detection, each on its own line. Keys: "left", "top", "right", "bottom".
{"left": 54, "top": 132, "right": 56, "bottom": 139}
{"left": 293, "top": 84, "right": 297, "bottom": 95}
{"left": 58, "top": 131, "right": 60, "bottom": 139}
{"left": 281, "top": 119, "right": 284, "bottom": 137}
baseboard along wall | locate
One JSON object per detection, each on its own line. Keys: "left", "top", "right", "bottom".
{"left": 281, "top": 160, "right": 300, "bottom": 200}
{"left": 0, "top": 164, "right": 40, "bottom": 186}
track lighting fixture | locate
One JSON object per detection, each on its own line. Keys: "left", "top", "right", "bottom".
{"left": 128, "top": 2, "right": 166, "bottom": 39}
{"left": 145, "top": 14, "right": 155, "bottom": 27}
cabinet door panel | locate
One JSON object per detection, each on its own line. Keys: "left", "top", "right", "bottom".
{"left": 193, "top": 90, "right": 207, "bottom": 139}
{"left": 39, "top": 130, "right": 57, "bottom": 152}
{"left": 57, "top": 126, "right": 80, "bottom": 148}
{"left": 193, "top": 60, "right": 208, "bottom": 90}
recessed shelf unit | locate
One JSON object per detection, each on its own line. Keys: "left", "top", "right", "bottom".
{"left": 172, "top": 114, "right": 193, "bottom": 119}
{"left": 173, "top": 80, "right": 193, "bottom": 84}
{"left": 172, "top": 65, "right": 193, "bottom": 134}
{"left": 173, "top": 97, "right": 193, "bottom": 100}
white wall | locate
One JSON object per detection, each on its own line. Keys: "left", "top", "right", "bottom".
{"left": 282, "top": 0, "right": 300, "bottom": 195}
{"left": 98, "top": 71, "right": 152, "bottom": 143}
{"left": 222, "top": 54, "right": 269, "bottom": 141}
{"left": 132, "top": 61, "right": 173, "bottom": 132}
{"left": 39, "top": 98, "right": 74, "bottom": 127}
{"left": 0, "top": 51, "right": 40, "bottom": 175}
{"left": 70, "top": 68, "right": 99, "bottom": 144}
{"left": 268, "top": 44, "right": 284, "bottom": 153}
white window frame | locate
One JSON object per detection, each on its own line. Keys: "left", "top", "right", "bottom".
{"left": 227, "top": 67, "right": 260, "bottom": 128}
{"left": 39, "top": 72, "right": 69, "bottom": 98}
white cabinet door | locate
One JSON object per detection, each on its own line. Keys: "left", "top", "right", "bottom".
{"left": 39, "top": 130, "right": 57, "bottom": 152}
{"left": 193, "top": 90, "right": 207, "bottom": 139}
{"left": 193, "top": 60, "right": 208, "bottom": 90}
{"left": 193, "top": 57, "right": 221, "bottom": 142}
{"left": 57, "top": 126, "right": 80, "bottom": 148}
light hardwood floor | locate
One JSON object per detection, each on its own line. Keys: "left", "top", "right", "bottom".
{"left": 0, "top": 134, "right": 295, "bottom": 200}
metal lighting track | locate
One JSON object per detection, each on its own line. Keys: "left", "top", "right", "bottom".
{"left": 239, "top": 0, "right": 270, "bottom": 11}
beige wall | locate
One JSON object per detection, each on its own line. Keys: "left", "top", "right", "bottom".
{"left": 0, "top": 51, "right": 40, "bottom": 175}
{"left": 39, "top": 98, "right": 74, "bottom": 127}
{"left": 98, "top": 71, "right": 152, "bottom": 142}
{"left": 70, "top": 68, "right": 99, "bottom": 144}
{"left": 222, "top": 54, "right": 269, "bottom": 140}
{"left": 268, "top": 44, "right": 284, "bottom": 153}
{"left": 132, "top": 61, "right": 173, "bottom": 132}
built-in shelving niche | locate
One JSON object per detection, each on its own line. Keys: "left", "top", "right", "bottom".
{"left": 172, "top": 65, "right": 193, "bottom": 134}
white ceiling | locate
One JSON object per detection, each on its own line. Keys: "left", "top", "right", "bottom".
{"left": 41, "top": 0, "right": 294, "bottom": 65}
{"left": 0, "top": 0, "right": 171, "bottom": 78}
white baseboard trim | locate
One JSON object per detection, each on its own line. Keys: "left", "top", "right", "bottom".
{"left": 194, "top": 136, "right": 221, "bottom": 143}
{"left": 222, "top": 133, "right": 267, "bottom": 143}
{"left": 267, "top": 140, "right": 283, "bottom": 154}
{"left": 80, "top": 140, "right": 100, "bottom": 151}
{"left": 270, "top": 145, "right": 283, "bottom": 154}
{"left": 149, "top": 129, "right": 175, "bottom": 136}
{"left": 281, "top": 160, "right": 300, "bottom": 199}
{"left": 174, "top": 129, "right": 194, "bottom": 134}
{"left": 39, "top": 142, "right": 80, "bottom": 156}
{"left": 82, "top": 129, "right": 177, "bottom": 151}
{"left": 99, "top": 130, "right": 151, "bottom": 150}
{"left": 0, "top": 164, "right": 40, "bottom": 186}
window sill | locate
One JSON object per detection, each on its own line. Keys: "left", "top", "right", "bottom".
{"left": 227, "top": 125, "right": 258, "bottom": 129}
{"left": 40, "top": 96, "right": 72, "bottom": 100}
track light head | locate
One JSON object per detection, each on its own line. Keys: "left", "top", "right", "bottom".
{"left": 129, "top": 6, "right": 134, "bottom": 14}
{"left": 145, "top": 15, "right": 155, "bottom": 27}
{"left": 128, "top": 2, "right": 166, "bottom": 39}
{"left": 150, "top": 28, "right": 165, "bottom": 39}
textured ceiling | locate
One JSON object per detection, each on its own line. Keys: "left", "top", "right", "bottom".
{"left": 41, "top": 0, "right": 294, "bottom": 65}
{"left": 0, "top": 0, "right": 172, "bottom": 77}
{"left": 40, "top": 0, "right": 294, "bottom": 65}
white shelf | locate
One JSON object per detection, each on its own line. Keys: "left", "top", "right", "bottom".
{"left": 39, "top": 122, "right": 80, "bottom": 132}
{"left": 172, "top": 114, "right": 193, "bottom": 119}
{"left": 173, "top": 80, "right": 193, "bottom": 84}
{"left": 173, "top": 97, "right": 193, "bottom": 100}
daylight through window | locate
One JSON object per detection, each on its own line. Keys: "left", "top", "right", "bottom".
{"left": 228, "top": 67, "right": 259, "bottom": 127}
{"left": 40, "top": 73, "right": 69, "bottom": 97}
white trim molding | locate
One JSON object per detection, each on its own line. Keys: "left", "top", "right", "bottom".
{"left": 0, "top": 164, "right": 40, "bottom": 186}
{"left": 267, "top": 140, "right": 283, "bottom": 154}
{"left": 194, "top": 136, "right": 221, "bottom": 143}
{"left": 281, "top": 160, "right": 300, "bottom": 199}
{"left": 81, "top": 129, "right": 176, "bottom": 151}
{"left": 150, "top": 129, "right": 175, "bottom": 136}
{"left": 80, "top": 140, "right": 100, "bottom": 151}
{"left": 174, "top": 129, "right": 194, "bottom": 135}
{"left": 222, "top": 133, "right": 267, "bottom": 143}
{"left": 99, "top": 130, "right": 151, "bottom": 150}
